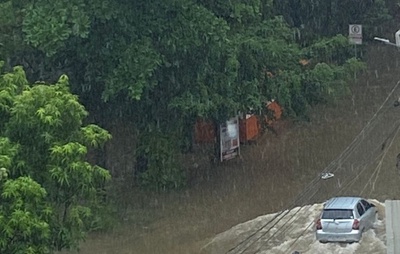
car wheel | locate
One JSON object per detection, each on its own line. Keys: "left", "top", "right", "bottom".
{"left": 319, "top": 240, "right": 328, "bottom": 244}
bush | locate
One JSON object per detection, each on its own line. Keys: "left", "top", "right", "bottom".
{"left": 135, "top": 128, "right": 186, "bottom": 191}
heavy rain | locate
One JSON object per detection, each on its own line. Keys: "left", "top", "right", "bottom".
{"left": 64, "top": 46, "right": 400, "bottom": 253}
{"left": 1, "top": 1, "right": 400, "bottom": 254}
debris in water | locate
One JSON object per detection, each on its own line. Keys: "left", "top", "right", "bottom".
{"left": 394, "top": 96, "right": 400, "bottom": 107}
{"left": 321, "top": 172, "right": 334, "bottom": 180}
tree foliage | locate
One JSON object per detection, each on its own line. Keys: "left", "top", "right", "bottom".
{"left": 0, "top": 0, "right": 394, "bottom": 189}
{"left": 272, "top": 0, "right": 391, "bottom": 44}
{"left": 0, "top": 65, "right": 111, "bottom": 252}
{"left": 136, "top": 128, "right": 185, "bottom": 190}
{"left": 0, "top": 175, "right": 51, "bottom": 254}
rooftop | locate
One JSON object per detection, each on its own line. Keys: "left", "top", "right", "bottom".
{"left": 324, "top": 197, "right": 362, "bottom": 210}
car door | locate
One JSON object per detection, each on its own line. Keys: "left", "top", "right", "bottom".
{"left": 360, "top": 199, "right": 376, "bottom": 228}
{"left": 356, "top": 202, "right": 368, "bottom": 230}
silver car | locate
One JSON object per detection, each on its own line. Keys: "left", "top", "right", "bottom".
{"left": 315, "top": 197, "right": 377, "bottom": 243}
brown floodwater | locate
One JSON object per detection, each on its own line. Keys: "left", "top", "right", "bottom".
{"left": 64, "top": 45, "right": 400, "bottom": 254}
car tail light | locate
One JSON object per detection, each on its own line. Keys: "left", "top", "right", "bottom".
{"left": 352, "top": 219, "right": 360, "bottom": 230}
{"left": 316, "top": 219, "right": 322, "bottom": 230}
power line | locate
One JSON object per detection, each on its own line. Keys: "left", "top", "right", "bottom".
{"left": 364, "top": 121, "right": 400, "bottom": 197}
{"left": 249, "top": 188, "right": 321, "bottom": 254}
{"left": 284, "top": 130, "right": 396, "bottom": 253}
{"left": 226, "top": 177, "right": 321, "bottom": 254}
{"left": 227, "top": 80, "right": 400, "bottom": 254}
{"left": 283, "top": 83, "right": 400, "bottom": 253}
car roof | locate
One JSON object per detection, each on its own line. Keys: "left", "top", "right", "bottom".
{"left": 324, "top": 197, "right": 362, "bottom": 210}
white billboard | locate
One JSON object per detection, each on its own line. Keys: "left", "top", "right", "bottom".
{"left": 220, "top": 116, "right": 240, "bottom": 161}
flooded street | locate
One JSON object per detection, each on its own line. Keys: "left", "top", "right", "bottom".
{"left": 68, "top": 46, "right": 400, "bottom": 254}
{"left": 203, "top": 201, "right": 386, "bottom": 254}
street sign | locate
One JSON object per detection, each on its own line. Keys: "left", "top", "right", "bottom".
{"left": 349, "top": 24, "right": 362, "bottom": 45}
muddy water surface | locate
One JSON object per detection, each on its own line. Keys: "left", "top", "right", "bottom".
{"left": 67, "top": 46, "right": 400, "bottom": 254}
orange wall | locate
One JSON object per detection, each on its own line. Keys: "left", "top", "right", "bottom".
{"left": 239, "top": 115, "right": 260, "bottom": 142}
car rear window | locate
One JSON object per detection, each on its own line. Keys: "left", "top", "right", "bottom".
{"left": 321, "top": 209, "right": 354, "bottom": 219}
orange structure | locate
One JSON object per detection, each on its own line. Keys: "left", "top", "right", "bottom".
{"left": 239, "top": 114, "right": 260, "bottom": 143}
{"left": 194, "top": 102, "right": 282, "bottom": 145}
{"left": 194, "top": 116, "right": 261, "bottom": 144}
{"left": 299, "top": 59, "right": 311, "bottom": 66}
{"left": 265, "top": 100, "right": 283, "bottom": 127}
{"left": 267, "top": 100, "right": 282, "bottom": 120}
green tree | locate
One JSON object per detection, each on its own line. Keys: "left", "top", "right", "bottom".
{"left": 271, "top": 0, "right": 391, "bottom": 44}
{"left": 0, "top": 0, "right": 388, "bottom": 189}
{"left": 0, "top": 175, "right": 51, "bottom": 254}
{"left": 0, "top": 64, "right": 112, "bottom": 251}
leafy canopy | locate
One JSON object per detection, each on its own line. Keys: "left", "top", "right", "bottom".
{"left": 0, "top": 0, "right": 390, "bottom": 189}
{"left": 0, "top": 64, "right": 111, "bottom": 252}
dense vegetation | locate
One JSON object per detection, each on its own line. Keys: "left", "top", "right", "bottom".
{"left": 0, "top": 0, "right": 398, "bottom": 251}
{"left": 0, "top": 63, "right": 111, "bottom": 252}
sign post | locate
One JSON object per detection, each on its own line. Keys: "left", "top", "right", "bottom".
{"left": 349, "top": 24, "right": 362, "bottom": 60}
{"left": 349, "top": 24, "right": 362, "bottom": 80}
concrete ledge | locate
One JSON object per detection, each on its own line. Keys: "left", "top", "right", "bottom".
{"left": 385, "top": 200, "right": 400, "bottom": 254}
